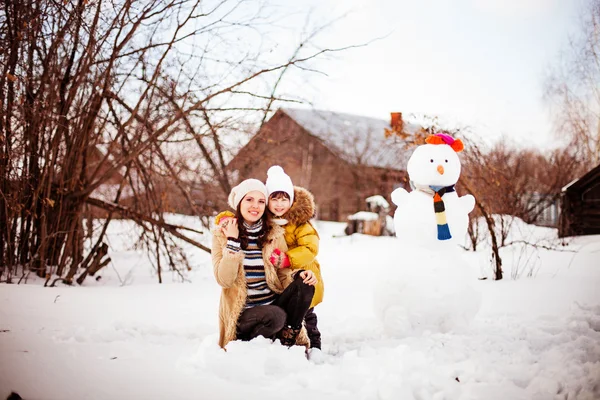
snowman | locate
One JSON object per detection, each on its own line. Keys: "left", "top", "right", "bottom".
{"left": 391, "top": 133, "right": 475, "bottom": 246}
{"left": 374, "top": 133, "right": 481, "bottom": 337}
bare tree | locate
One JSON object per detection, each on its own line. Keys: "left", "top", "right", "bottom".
{"left": 545, "top": 0, "right": 600, "bottom": 169}
{"left": 0, "top": 0, "right": 352, "bottom": 284}
{"left": 460, "top": 137, "right": 581, "bottom": 280}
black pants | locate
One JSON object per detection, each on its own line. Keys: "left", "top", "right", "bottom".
{"left": 237, "top": 274, "right": 315, "bottom": 341}
{"left": 304, "top": 307, "right": 321, "bottom": 349}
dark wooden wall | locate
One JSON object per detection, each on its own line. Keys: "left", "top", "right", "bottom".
{"left": 559, "top": 164, "right": 600, "bottom": 237}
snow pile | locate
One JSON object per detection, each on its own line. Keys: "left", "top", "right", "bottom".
{"left": 374, "top": 245, "right": 481, "bottom": 337}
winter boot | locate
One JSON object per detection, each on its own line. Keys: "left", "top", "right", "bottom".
{"left": 278, "top": 325, "right": 301, "bottom": 347}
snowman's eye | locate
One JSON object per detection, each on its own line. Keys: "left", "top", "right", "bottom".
{"left": 430, "top": 159, "right": 434, "bottom": 163}
{"left": 445, "top": 159, "right": 448, "bottom": 163}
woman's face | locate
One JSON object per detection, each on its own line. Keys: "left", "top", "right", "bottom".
{"left": 240, "top": 191, "right": 266, "bottom": 223}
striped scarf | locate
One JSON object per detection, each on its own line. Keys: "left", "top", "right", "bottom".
{"left": 413, "top": 182, "right": 455, "bottom": 241}
{"left": 239, "top": 220, "right": 276, "bottom": 308}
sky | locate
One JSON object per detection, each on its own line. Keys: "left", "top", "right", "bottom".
{"left": 271, "top": 0, "right": 586, "bottom": 149}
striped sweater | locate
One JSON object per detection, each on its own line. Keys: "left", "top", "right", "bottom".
{"left": 226, "top": 220, "right": 276, "bottom": 308}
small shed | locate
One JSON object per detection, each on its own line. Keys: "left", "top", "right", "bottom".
{"left": 558, "top": 163, "right": 600, "bottom": 237}
{"left": 346, "top": 211, "right": 381, "bottom": 236}
{"left": 345, "top": 195, "right": 392, "bottom": 236}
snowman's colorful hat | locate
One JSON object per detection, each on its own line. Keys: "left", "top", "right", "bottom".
{"left": 425, "top": 133, "right": 464, "bottom": 153}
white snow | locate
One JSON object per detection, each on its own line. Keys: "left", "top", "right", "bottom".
{"left": 365, "top": 195, "right": 390, "bottom": 210}
{"left": 561, "top": 178, "right": 579, "bottom": 192}
{"left": 1, "top": 217, "right": 600, "bottom": 400}
{"left": 374, "top": 244, "right": 482, "bottom": 337}
{"left": 348, "top": 211, "right": 379, "bottom": 221}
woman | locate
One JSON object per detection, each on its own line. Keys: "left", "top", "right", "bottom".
{"left": 211, "top": 178, "right": 317, "bottom": 349}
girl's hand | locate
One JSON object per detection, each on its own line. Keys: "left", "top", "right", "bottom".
{"left": 269, "top": 248, "right": 291, "bottom": 268}
{"left": 299, "top": 270, "right": 317, "bottom": 286}
{"left": 221, "top": 218, "right": 239, "bottom": 239}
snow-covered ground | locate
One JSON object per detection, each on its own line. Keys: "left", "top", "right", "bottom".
{"left": 1, "top": 217, "right": 599, "bottom": 400}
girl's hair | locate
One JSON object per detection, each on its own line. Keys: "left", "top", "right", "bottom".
{"left": 235, "top": 201, "right": 272, "bottom": 250}
{"left": 269, "top": 191, "right": 290, "bottom": 200}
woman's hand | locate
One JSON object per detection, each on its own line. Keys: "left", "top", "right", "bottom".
{"left": 221, "top": 218, "right": 239, "bottom": 239}
{"left": 299, "top": 270, "right": 317, "bottom": 286}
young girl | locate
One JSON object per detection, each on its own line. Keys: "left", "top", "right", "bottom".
{"left": 211, "top": 178, "right": 316, "bottom": 349}
{"left": 264, "top": 166, "right": 324, "bottom": 351}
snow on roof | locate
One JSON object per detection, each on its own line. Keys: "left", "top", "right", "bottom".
{"left": 561, "top": 163, "right": 600, "bottom": 192}
{"left": 282, "top": 108, "right": 419, "bottom": 170}
{"left": 365, "top": 195, "right": 390, "bottom": 209}
{"left": 561, "top": 178, "right": 579, "bottom": 192}
{"left": 348, "top": 211, "right": 380, "bottom": 221}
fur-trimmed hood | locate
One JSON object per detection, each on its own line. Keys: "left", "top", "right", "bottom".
{"left": 281, "top": 186, "right": 315, "bottom": 226}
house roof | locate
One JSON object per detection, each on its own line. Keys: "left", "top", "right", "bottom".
{"left": 281, "top": 108, "right": 420, "bottom": 170}
{"left": 562, "top": 163, "right": 600, "bottom": 193}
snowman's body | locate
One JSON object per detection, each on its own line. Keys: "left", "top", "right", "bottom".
{"left": 374, "top": 245, "right": 481, "bottom": 336}
{"left": 375, "top": 134, "right": 480, "bottom": 337}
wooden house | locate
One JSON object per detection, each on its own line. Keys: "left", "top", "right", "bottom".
{"left": 227, "top": 108, "right": 421, "bottom": 221}
{"left": 559, "top": 163, "right": 600, "bottom": 237}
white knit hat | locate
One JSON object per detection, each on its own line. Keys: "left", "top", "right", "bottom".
{"left": 228, "top": 179, "right": 268, "bottom": 209}
{"left": 265, "top": 165, "right": 294, "bottom": 204}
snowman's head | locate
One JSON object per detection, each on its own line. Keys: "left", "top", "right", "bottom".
{"left": 407, "top": 134, "right": 464, "bottom": 187}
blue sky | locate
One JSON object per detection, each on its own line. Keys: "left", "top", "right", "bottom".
{"left": 272, "top": 0, "right": 585, "bottom": 149}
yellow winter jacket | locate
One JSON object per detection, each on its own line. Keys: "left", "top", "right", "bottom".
{"left": 276, "top": 186, "right": 324, "bottom": 309}
{"left": 215, "top": 187, "right": 324, "bottom": 309}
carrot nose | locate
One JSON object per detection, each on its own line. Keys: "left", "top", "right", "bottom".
{"left": 437, "top": 165, "right": 444, "bottom": 175}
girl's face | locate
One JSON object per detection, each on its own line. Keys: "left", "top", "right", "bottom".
{"left": 268, "top": 195, "right": 291, "bottom": 217}
{"left": 240, "top": 191, "right": 266, "bottom": 223}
